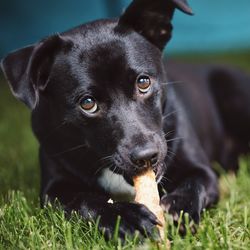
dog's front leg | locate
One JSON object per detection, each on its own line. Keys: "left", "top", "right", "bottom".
{"left": 42, "top": 178, "right": 161, "bottom": 239}
{"left": 160, "top": 146, "right": 219, "bottom": 232}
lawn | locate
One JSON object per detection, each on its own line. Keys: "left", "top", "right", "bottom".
{"left": 0, "top": 52, "right": 250, "bottom": 249}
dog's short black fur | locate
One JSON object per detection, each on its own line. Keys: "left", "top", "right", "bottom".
{"left": 1, "top": 0, "right": 250, "bottom": 239}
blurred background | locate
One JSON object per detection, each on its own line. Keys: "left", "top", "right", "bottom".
{"left": 0, "top": 0, "right": 249, "bottom": 195}
{"left": 0, "top": 0, "right": 250, "bottom": 56}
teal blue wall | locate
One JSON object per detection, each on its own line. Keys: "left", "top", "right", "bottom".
{"left": 170, "top": 0, "right": 250, "bottom": 53}
{"left": 0, "top": 0, "right": 250, "bottom": 57}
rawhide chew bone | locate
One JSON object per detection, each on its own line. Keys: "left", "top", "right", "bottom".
{"left": 133, "top": 167, "right": 165, "bottom": 240}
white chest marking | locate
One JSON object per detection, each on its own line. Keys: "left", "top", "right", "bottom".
{"left": 98, "top": 168, "right": 135, "bottom": 202}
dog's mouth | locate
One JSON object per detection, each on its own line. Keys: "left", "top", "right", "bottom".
{"left": 98, "top": 159, "right": 166, "bottom": 202}
{"left": 108, "top": 158, "right": 166, "bottom": 184}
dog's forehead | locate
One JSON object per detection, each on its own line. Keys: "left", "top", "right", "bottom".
{"left": 62, "top": 20, "right": 162, "bottom": 87}
{"left": 52, "top": 20, "right": 165, "bottom": 104}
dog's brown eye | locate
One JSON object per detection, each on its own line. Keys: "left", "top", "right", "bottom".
{"left": 137, "top": 75, "right": 151, "bottom": 93}
{"left": 80, "top": 97, "right": 98, "bottom": 114}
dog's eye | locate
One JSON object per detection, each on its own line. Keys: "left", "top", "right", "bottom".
{"left": 80, "top": 97, "right": 98, "bottom": 114}
{"left": 136, "top": 75, "right": 151, "bottom": 93}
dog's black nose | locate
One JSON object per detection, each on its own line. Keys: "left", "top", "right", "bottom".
{"left": 130, "top": 147, "right": 158, "bottom": 167}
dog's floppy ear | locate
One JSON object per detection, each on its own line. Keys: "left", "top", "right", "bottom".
{"left": 118, "top": 0, "right": 193, "bottom": 50}
{"left": 0, "top": 35, "right": 69, "bottom": 109}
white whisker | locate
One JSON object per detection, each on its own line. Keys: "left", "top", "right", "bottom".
{"left": 94, "top": 156, "right": 113, "bottom": 175}
{"left": 161, "top": 80, "right": 185, "bottom": 86}
{"left": 162, "top": 110, "right": 179, "bottom": 120}
{"left": 166, "top": 137, "right": 184, "bottom": 143}
{"left": 164, "top": 130, "right": 176, "bottom": 138}
{"left": 51, "top": 143, "right": 87, "bottom": 157}
{"left": 43, "top": 120, "right": 67, "bottom": 141}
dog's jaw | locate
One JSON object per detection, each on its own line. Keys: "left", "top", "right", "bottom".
{"left": 98, "top": 168, "right": 136, "bottom": 202}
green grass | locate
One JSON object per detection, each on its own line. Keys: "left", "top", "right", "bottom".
{"left": 0, "top": 52, "right": 250, "bottom": 249}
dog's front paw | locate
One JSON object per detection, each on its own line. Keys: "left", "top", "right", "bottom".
{"left": 160, "top": 192, "right": 202, "bottom": 234}
{"left": 99, "top": 202, "right": 161, "bottom": 240}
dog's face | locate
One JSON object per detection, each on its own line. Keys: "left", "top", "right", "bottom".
{"left": 1, "top": 0, "right": 192, "bottom": 180}
{"left": 41, "top": 21, "right": 169, "bottom": 179}
{"left": 73, "top": 26, "right": 168, "bottom": 178}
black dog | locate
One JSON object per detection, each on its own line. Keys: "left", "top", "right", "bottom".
{"left": 1, "top": 0, "right": 250, "bottom": 239}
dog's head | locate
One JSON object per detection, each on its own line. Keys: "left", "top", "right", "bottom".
{"left": 1, "top": 0, "right": 192, "bottom": 179}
